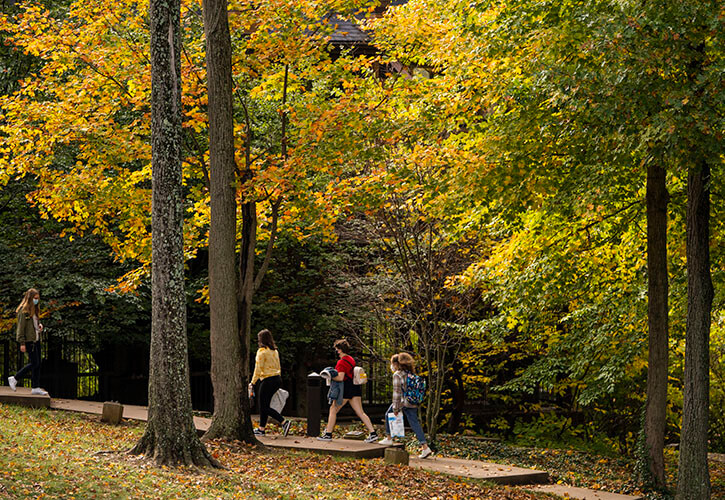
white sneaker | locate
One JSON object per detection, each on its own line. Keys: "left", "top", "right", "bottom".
{"left": 31, "top": 388, "right": 48, "bottom": 396}
{"left": 418, "top": 447, "right": 433, "bottom": 459}
{"left": 364, "top": 432, "right": 379, "bottom": 443}
{"left": 378, "top": 437, "right": 394, "bottom": 445}
{"left": 8, "top": 376, "right": 17, "bottom": 391}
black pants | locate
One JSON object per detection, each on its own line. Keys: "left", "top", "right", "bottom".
{"left": 258, "top": 375, "right": 284, "bottom": 427}
{"left": 15, "top": 341, "right": 41, "bottom": 388}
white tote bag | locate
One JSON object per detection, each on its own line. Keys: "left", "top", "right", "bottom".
{"left": 270, "top": 388, "right": 289, "bottom": 414}
{"left": 387, "top": 412, "right": 405, "bottom": 438}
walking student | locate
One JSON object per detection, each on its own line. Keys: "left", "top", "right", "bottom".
{"left": 379, "top": 352, "right": 433, "bottom": 458}
{"left": 8, "top": 288, "right": 48, "bottom": 396}
{"left": 317, "top": 339, "right": 378, "bottom": 443}
{"left": 249, "top": 329, "right": 291, "bottom": 437}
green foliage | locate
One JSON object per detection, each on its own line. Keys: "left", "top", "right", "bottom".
{"left": 710, "top": 321, "right": 725, "bottom": 453}
{"left": 0, "top": 177, "right": 151, "bottom": 351}
{"left": 512, "top": 413, "right": 624, "bottom": 456}
{"left": 0, "top": 0, "right": 723, "bottom": 472}
{"left": 251, "top": 233, "right": 351, "bottom": 368}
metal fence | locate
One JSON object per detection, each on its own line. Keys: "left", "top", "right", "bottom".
{"left": 1, "top": 332, "right": 393, "bottom": 416}
{"left": 0, "top": 333, "right": 215, "bottom": 412}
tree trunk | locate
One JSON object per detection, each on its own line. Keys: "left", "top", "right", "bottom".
{"left": 447, "top": 360, "right": 465, "bottom": 434}
{"left": 423, "top": 327, "right": 445, "bottom": 442}
{"left": 236, "top": 199, "right": 258, "bottom": 443}
{"left": 644, "top": 162, "right": 669, "bottom": 488}
{"left": 676, "top": 160, "right": 713, "bottom": 499}
{"left": 201, "top": 0, "right": 246, "bottom": 441}
{"left": 130, "top": 0, "right": 216, "bottom": 466}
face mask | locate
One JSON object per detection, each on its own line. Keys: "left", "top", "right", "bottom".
{"left": 33, "top": 298, "right": 39, "bottom": 305}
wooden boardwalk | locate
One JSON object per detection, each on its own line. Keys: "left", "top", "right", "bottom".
{"left": 47, "top": 397, "right": 392, "bottom": 459}
{"left": 0, "top": 386, "right": 50, "bottom": 408}
{"left": 0, "top": 389, "right": 649, "bottom": 498}
{"left": 410, "top": 456, "right": 548, "bottom": 485}
{"left": 259, "top": 435, "right": 394, "bottom": 459}
{"left": 527, "top": 485, "right": 643, "bottom": 500}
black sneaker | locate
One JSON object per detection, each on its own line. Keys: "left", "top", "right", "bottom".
{"left": 317, "top": 431, "right": 333, "bottom": 441}
{"left": 364, "top": 432, "right": 379, "bottom": 443}
{"left": 282, "top": 420, "right": 292, "bottom": 437}
{"left": 253, "top": 428, "right": 265, "bottom": 436}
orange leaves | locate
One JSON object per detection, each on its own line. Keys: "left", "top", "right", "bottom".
{"left": 1, "top": 0, "right": 477, "bottom": 297}
{"left": 0, "top": 0, "right": 206, "bottom": 281}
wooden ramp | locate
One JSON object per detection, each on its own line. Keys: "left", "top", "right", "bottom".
{"left": 526, "top": 485, "right": 643, "bottom": 500}
{"left": 260, "top": 435, "right": 390, "bottom": 459}
{"left": 49, "top": 398, "right": 389, "bottom": 458}
{"left": 50, "top": 398, "right": 212, "bottom": 434}
{"left": 0, "top": 386, "right": 50, "bottom": 408}
{"left": 411, "top": 456, "right": 548, "bottom": 485}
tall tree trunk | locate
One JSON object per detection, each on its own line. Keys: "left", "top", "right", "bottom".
{"left": 202, "top": 0, "right": 245, "bottom": 441}
{"left": 226, "top": 64, "right": 285, "bottom": 444}
{"left": 130, "top": 0, "right": 216, "bottom": 466}
{"left": 676, "top": 160, "right": 713, "bottom": 499}
{"left": 236, "top": 199, "right": 258, "bottom": 443}
{"left": 447, "top": 359, "right": 465, "bottom": 434}
{"left": 423, "top": 326, "right": 445, "bottom": 442}
{"left": 644, "top": 162, "right": 669, "bottom": 488}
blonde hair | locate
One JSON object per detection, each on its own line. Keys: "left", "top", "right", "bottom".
{"left": 16, "top": 288, "right": 40, "bottom": 317}
{"left": 396, "top": 352, "right": 416, "bottom": 373}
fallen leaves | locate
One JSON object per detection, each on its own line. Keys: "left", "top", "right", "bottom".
{"left": 0, "top": 404, "right": 542, "bottom": 499}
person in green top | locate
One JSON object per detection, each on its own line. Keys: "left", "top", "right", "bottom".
{"left": 8, "top": 288, "right": 48, "bottom": 396}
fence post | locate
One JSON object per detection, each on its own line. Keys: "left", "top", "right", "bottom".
{"left": 2, "top": 340, "right": 8, "bottom": 384}
{"left": 306, "top": 372, "right": 322, "bottom": 437}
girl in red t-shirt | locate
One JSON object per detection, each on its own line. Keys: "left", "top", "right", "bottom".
{"left": 317, "top": 339, "right": 378, "bottom": 442}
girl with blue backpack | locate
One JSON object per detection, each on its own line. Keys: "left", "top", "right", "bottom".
{"left": 379, "top": 352, "right": 432, "bottom": 459}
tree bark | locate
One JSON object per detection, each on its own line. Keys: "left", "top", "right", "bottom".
{"left": 130, "top": 0, "right": 216, "bottom": 466}
{"left": 676, "top": 159, "right": 713, "bottom": 499}
{"left": 236, "top": 199, "right": 258, "bottom": 443}
{"left": 202, "top": 0, "right": 246, "bottom": 442}
{"left": 447, "top": 359, "right": 465, "bottom": 434}
{"left": 644, "top": 162, "right": 669, "bottom": 488}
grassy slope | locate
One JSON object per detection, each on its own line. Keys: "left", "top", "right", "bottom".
{"left": 0, "top": 404, "right": 543, "bottom": 500}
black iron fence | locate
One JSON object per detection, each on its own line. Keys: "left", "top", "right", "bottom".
{"left": 2, "top": 331, "right": 394, "bottom": 417}
{"left": 0, "top": 334, "right": 93, "bottom": 399}
{"left": 1, "top": 332, "right": 215, "bottom": 412}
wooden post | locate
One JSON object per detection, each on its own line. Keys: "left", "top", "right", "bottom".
{"left": 384, "top": 446, "right": 409, "bottom": 465}
{"left": 101, "top": 401, "right": 123, "bottom": 425}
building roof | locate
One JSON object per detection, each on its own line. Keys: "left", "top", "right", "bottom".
{"left": 327, "top": 14, "right": 370, "bottom": 45}
{"left": 326, "top": 1, "right": 409, "bottom": 47}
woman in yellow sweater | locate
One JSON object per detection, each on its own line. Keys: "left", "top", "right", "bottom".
{"left": 249, "top": 329, "right": 291, "bottom": 437}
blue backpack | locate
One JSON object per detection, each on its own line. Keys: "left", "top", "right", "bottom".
{"left": 403, "top": 372, "right": 426, "bottom": 406}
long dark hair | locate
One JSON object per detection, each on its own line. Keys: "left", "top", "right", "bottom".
{"left": 258, "top": 329, "right": 277, "bottom": 350}
{"left": 333, "top": 338, "right": 351, "bottom": 354}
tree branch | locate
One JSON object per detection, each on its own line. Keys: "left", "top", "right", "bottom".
{"left": 253, "top": 197, "right": 281, "bottom": 292}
